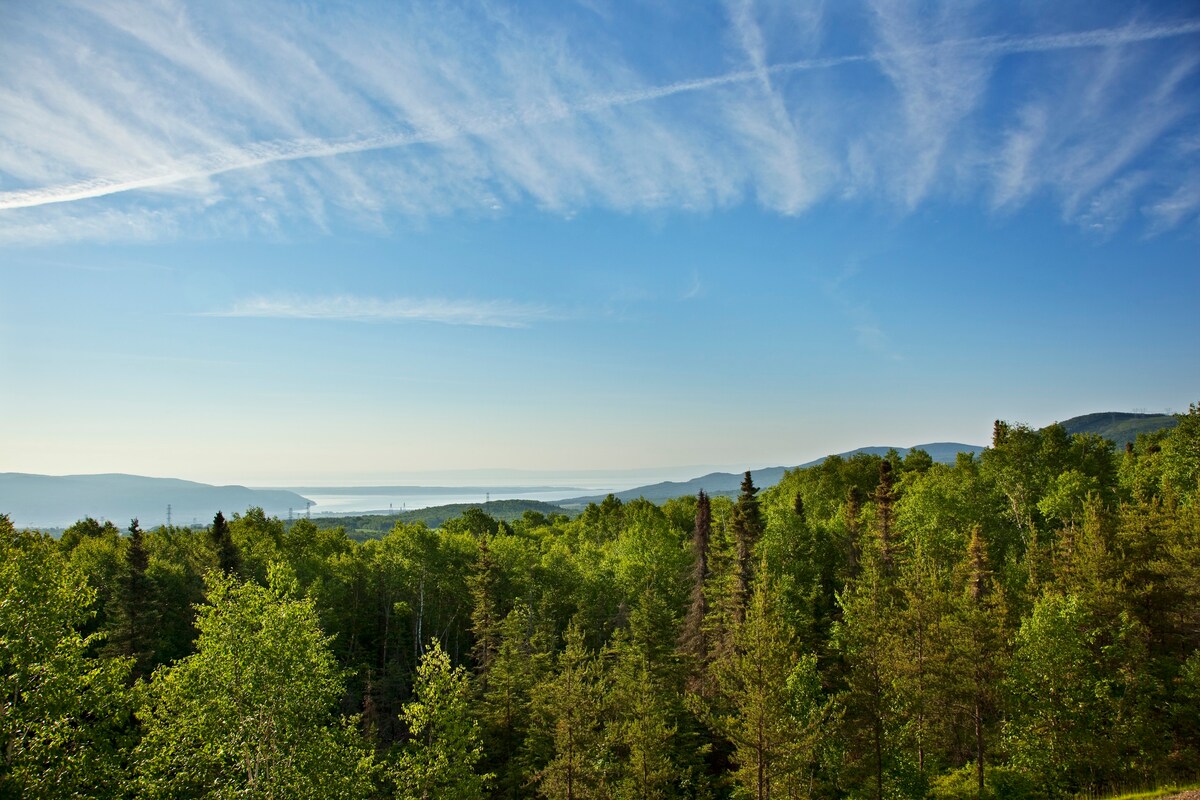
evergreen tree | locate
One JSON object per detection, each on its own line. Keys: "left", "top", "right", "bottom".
{"left": 209, "top": 510, "right": 241, "bottom": 576}
{"left": 843, "top": 486, "right": 864, "bottom": 580}
{"left": 835, "top": 531, "right": 902, "bottom": 800}
{"left": 872, "top": 463, "right": 897, "bottom": 575}
{"left": 480, "top": 604, "right": 553, "bottom": 800}
{"left": 713, "top": 572, "right": 825, "bottom": 800}
{"left": 533, "top": 622, "right": 607, "bottom": 800}
{"left": 121, "top": 518, "right": 154, "bottom": 675}
{"left": 892, "top": 541, "right": 947, "bottom": 788}
{"left": 730, "top": 472, "right": 763, "bottom": 624}
{"left": 607, "top": 619, "right": 680, "bottom": 800}
{"left": 469, "top": 534, "right": 502, "bottom": 689}
{"left": 945, "top": 525, "right": 1007, "bottom": 799}
{"left": 680, "top": 490, "right": 712, "bottom": 695}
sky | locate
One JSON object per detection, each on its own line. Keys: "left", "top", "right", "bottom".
{"left": 1, "top": 0, "right": 1198, "bottom": 487}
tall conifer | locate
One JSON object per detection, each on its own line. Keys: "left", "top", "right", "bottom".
{"left": 681, "top": 490, "right": 712, "bottom": 693}
{"left": 730, "top": 472, "right": 763, "bottom": 624}
{"left": 209, "top": 511, "right": 241, "bottom": 576}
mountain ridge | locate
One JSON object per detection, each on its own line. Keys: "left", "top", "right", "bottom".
{"left": 558, "top": 442, "right": 985, "bottom": 506}
{"left": 0, "top": 472, "right": 311, "bottom": 529}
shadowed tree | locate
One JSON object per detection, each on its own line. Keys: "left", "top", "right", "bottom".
{"left": 119, "top": 518, "right": 155, "bottom": 676}
{"left": 730, "top": 472, "right": 763, "bottom": 624}
{"left": 680, "top": 490, "right": 712, "bottom": 695}
{"left": 469, "top": 533, "right": 502, "bottom": 690}
{"left": 714, "top": 571, "right": 826, "bottom": 800}
{"left": 533, "top": 623, "right": 607, "bottom": 800}
{"left": 209, "top": 510, "right": 241, "bottom": 576}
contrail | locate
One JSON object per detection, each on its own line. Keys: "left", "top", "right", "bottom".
{"left": 1, "top": 18, "right": 1197, "bottom": 212}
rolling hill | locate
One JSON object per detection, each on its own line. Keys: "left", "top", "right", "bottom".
{"left": 1056, "top": 411, "right": 1177, "bottom": 446}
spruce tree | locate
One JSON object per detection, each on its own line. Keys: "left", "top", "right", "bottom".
{"left": 713, "top": 571, "right": 825, "bottom": 800}
{"left": 680, "top": 490, "right": 712, "bottom": 694}
{"left": 533, "top": 623, "right": 606, "bottom": 800}
{"left": 480, "top": 604, "right": 552, "bottom": 800}
{"left": 872, "top": 462, "right": 896, "bottom": 575}
{"left": 835, "top": 524, "right": 902, "bottom": 800}
{"left": 209, "top": 511, "right": 241, "bottom": 576}
{"left": 947, "top": 525, "right": 1007, "bottom": 799}
{"left": 730, "top": 472, "right": 763, "bottom": 624}
{"left": 607, "top": 599, "right": 682, "bottom": 800}
{"left": 123, "top": 518, "right": 152, "bottom": 675}
{"left": 469, "top": 534, "right": 501, "bottom": 689}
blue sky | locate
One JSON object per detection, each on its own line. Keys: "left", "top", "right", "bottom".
{"left": 1, "top": 0, "right": 1198, "bottom": 486}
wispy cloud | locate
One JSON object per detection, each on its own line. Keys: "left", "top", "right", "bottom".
{"left": 206, "top": 295, "right": 558, "bottom": 328}
{"left": 0, "top": 0, "right": 1197, "bottom": 239}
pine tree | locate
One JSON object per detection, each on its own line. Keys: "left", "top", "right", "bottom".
{"left": 893, "top": 542, "right": 947, "bottom": 786}
{"left": 480, "top": 604, "right": 552, "bottom": 800}
{"left": 946, "top": 525, "right": 1007, "bottom": 799}
{"left": 844, "top": 486, "right": 864, "bottom": 580}
{"left": 835, "top": 531, "right": 901, "bottom": 800}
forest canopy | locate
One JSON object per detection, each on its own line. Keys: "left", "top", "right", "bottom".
{"left": 3, "top": 404, "right": 1200, "bottom": 799}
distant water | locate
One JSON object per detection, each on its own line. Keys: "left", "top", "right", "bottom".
{"left": 278, "top": 467, "right": 738, "bottom": 516}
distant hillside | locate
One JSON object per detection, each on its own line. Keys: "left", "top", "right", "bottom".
{"left": 310, "top": 499, "right": 572, "bottom": 541}
{"left": 1055, "top": 412, "right": 1177, "bottom": 447}
{"left": 0, "top": 473, "right": 311, "bottom": 529}
{"left": 560, "top": 442, "right": 985, "bottom": 506}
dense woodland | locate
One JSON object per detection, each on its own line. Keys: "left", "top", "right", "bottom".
{"left": 3, "top": 406, "right": 1199, "bottom": 800}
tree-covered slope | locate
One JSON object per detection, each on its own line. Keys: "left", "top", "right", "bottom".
{"left": 561, "top": 442, "right": 984, "bottom": 505}
{"left": 1056, "top": 411, "right": 1178, "bottom": 446}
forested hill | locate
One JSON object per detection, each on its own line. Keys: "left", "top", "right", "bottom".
{"left": 1057, "top": 411, "right": 1178, "bottom": 445}
{"left": 561, "top": 441, "right": 984, "bottom": 505}
{"left": 0, "top": 473, "right": 310, "bottom": 529}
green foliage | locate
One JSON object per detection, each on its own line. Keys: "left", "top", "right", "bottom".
{"left": 532, "top": 622, "right": 607, "bottom": 800}
{"left": 133, "top": 569, "right": 374, "bottom": 799}
{"left": 1004, "top": 593, "right": 1153, "bottom": 795}
{"left": 929, "top": 765, "right": 1038, "bottom": 800}
{"left": 395, "top": 639, "right": 488, "bottom": 800}
{"left": 713, "top": 574, "right": 827, "bottom": 800}
{"left": 0, "top": 516, "right": 133, "bottom": 799}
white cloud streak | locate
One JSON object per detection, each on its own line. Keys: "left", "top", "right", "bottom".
{"left": 207, "top": 295, "right": 558, "bottom": 328}
{"left": 0, "top": 1, "right": 1197, "bottom": 236}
